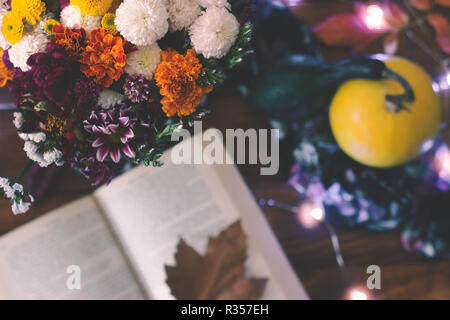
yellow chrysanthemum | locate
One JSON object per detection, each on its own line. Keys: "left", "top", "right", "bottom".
{"left": 101, "top": 13, "right": 117, "bottom": 34}
{"left": 11, "top": 0, "right": 46, "bottom": 26}
{"left": 44, "top": 19, "right": 61, "bottom": 35}
{"left": 1, "top": 11, "right": 24, "bottom": 45}
{"left": 70, "top": 0, "right": 114, "bottom": 16}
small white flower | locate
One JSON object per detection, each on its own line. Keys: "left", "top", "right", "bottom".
{"left": 43, "top": 149, "right": 63, "bottom": 165}
{"left": 24, "top": 141, "right": 50, "bottom": 167}
{"left": 115, "top": 0, "right": 169, "bottom": 46}
{"left": 9, "top": 30, "right": 49, "bottom": 72}
{"left": 3, "top": 185, "right": 14, "bottom": 198}
{"left": 18, "top": 133, "right": 30, "bottom": 141}
{"left": 0, "top": 175, "right": 33, "bottom": 215}
{"left": 24, "top": 140, "right": 38, "bottom": 155}
{"left": 60, "top": 5, "right": 101, "bottom": 33}
{"left": 30, "top": 132, "right": 46, "bottom": 143}
{"left": 125, "top": 44, "right": 161, "bottom": 80}
{"left": 12, "top": 183, "right": 23, "bottom": 193}
{"left": 0, "top": 177, "right": 8, "bottom": 188}
{"left": 168, "top": 0, "right": 202, "bottom": 32}
{"left": 98, "top": 90, "right": 125, "bottom": 109}
{"left": 189, "top": 6, "right": 239, "bottom": 59}
{"left": 196, "top": 0, "right": 230, "bottom": 9}
{"left": 12, "top": 200, "right": 31, "bottom": 215}
{"left": 13, "top": 112, "right": 24, "bottom": 129}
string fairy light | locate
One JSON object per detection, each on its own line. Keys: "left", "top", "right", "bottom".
{"left": 259, "top": 198, "right": 372, "bottom": 299}
{"left": 344, "top": 286, "right": 371, "bottom": 300}
{"left": 361, "top": 4, "right": 388, "bottom": 30}
{"left": 434, "top": 145, "right": 450, "bottom": 182}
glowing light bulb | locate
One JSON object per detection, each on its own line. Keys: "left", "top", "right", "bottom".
{"left": 310, "top": 207, "right": 325, "bottom": 221}
{"left": 363, "top": 5, "right": 386, "bottom": 30}
{"left": 434, "top": 145, "right": 450, "bottom": 181}
{"left": 421, "top": 139, "right": 434, "bottom": 153}
{"left": 344, "top": 285, "right": 371, "bottom": 300}
{"left": 297, "top": 202, "right": 325, "bottom": 228}
{"left": 432, "top": 81, "right": 441, "bottom": 93}
{"left": 349, "top": 289, "right": 368, "bottom": 300}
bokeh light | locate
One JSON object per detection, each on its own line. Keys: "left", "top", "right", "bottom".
{"left": 344, "top": 285, "right": 371, "bottom": 300}
{"left": 363, "top": 5, "right": 387, "bottom": 30}
{"left": 296, "top": 201, "right": 324, "bottom": 228}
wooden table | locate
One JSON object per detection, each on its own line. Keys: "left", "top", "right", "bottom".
{"left": 1, "top": 1, "right": 449, "bottom": 300}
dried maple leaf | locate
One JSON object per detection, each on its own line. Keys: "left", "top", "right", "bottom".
{"left": 410, "top": 0, "right": 433, "bottom": 11}
{"left": 312, "top": 1, "right": 408, "bottom": 53}
{"left": 436, "top": 0, "right": 450, "bottom": 7}
{"left": 427, "top": 13, "right": 450, "bottom": 54}
{"left": 165, "top": 221, "right": 267, "bottom": 300}
{"left": 312, "top": 13, "right": 386, "bottom": 52}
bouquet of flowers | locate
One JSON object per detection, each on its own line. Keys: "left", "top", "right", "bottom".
{"left": 0, "top": 0, "right": 253, "bottom": 214}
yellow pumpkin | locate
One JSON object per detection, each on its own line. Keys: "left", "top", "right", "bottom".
{"left": 329, "top": 55, "right": 442, "bottom": 168}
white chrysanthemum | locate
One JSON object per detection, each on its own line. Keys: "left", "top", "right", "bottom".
{"left": 125, "top": 44, "right": 161, "bottom": 80}
{"left": 9, "top": 30, "right": 49, "bottom": 72}
{"left": 98, "top": 90, "right": 125, "bottom": 109}
{"left": 196, "top": 0, "right": 230, "bottom": 9}
{"left": 115, "top": 0, "right": 169, "bottom": 46}
{"left": 23, "top": 139, "right": 62, "bottom": 168}
{"left": 189, "top": 6, "right": 239, "bottom": 59}
{"left": 60, "top": 5, "right": 101, "bottom": 33}
{"left": 30, "top": 132, "right": 46, "bottom": 143}
{"left": 168, "top": 0, "right": 201, "bottom": 32}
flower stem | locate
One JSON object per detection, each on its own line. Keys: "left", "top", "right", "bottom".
{"left": 383, "top": 68, "right": 416, "bottom": 113}
{"left": 15, "top": 160, "right": 34, "bottom": 184}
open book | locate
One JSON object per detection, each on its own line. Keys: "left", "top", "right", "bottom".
{"left": 0, "top": 130, "right": 308, "bottom": 300}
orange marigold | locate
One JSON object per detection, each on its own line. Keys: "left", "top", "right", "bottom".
{"left": 79, "top": 28, "right": 126, "bottom": 88}
{"left": 0, "top": 49, "right": 13, "bottom": 87}
{"left": 154, "top": 49, "right": 213, "bottom": 117}
{"left": 52, "top": 25, "right": 87, "bottom": 59}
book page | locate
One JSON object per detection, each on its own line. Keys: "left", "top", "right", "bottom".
{"left": 95, "top": 130, "right": 309, "bottom": 300}
{"left": 0, "top": 196, "right": 145, "bottom": 300}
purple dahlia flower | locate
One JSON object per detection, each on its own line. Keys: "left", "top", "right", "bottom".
{"left": 74, "top": 76, "right": 100, "bottom": 113}
{"left": 123, "top": 75, "right": 152, "bottom": 103}
{"left": 84, "top": 108, "right": 136, "bottom": 163}
{"left": 70, "top": 152, "right": 116, "bottom": 186}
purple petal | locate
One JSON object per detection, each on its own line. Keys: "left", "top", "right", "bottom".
{"left": 108, "top": 123, "right": 120, "bottom": 133}
{"left": 92, "top": 125, "right": 102, "bottom": 134}
{"left": 94, "top": 173, "right": 105, "bottom": 186}
{"left": 110, "top": 148, "right": 121, "bottom": 163}
{"left": 89, "top": 112, "right": 98, "bottom": 121}
{"left": 92, "top": 137, "right": 106, "bottom": 148}
{"left": 120, "top": 128, "right": 134, "bottom": 144}
{"left": 119, "top": 117, "right": 129, "bottom": 126}
{"left": 101, "top": 126, "right": 111, "bottom": 134}
{"left": 122, "top": 143, "right": 136, "bottom": 159}
{"left": 96, "top": 147, "right": 110, "bottom": 162}
{"left": 107, "top": 109, "right": 116, "bottom": 120}
{"left": 99, "top": 112, "right": 107, "bottom": 122}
